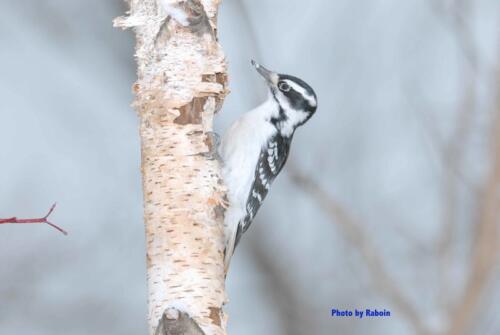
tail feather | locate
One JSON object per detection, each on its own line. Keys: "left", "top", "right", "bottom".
{"left": 223, "top": 207, "right": 245, "bottom": 274}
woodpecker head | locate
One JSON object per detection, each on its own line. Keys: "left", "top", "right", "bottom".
{"left": 251, "top": 60, "right": 317, "bottom": 136}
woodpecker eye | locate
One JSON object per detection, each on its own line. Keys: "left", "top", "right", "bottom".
{"left": 278, "top": 82, "right": 291, "bottom": 92}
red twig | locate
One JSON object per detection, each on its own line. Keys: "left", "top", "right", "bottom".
{"left": 0, "top": 203, "right": 67, "bottom": 235}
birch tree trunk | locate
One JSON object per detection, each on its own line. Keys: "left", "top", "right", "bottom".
{"left": 114, "top": 1, "right": 228, "bottom": 334}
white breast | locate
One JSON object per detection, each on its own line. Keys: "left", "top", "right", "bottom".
{"left": 221, "top": 98, "right": 279, "bottom": 270}
{"left": 221, "top": 100, "right": 278, "bottom": 215}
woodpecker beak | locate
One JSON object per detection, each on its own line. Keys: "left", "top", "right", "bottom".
{"left": 251, "top": 60, "right": 279, "bottom": 86}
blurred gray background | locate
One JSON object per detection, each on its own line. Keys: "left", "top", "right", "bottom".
{"left": 0, "top": 1, "right": 499, "bottom": 334}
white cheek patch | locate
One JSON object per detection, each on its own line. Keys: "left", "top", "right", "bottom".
{"left": 280, "top": 109, "right": 309, "bottom": 137}
{"left": 276, "top": 92, "right": 292, "bottom": 110}
{"left": 274, "top": 89, "right": 312, "bottom": 136}
{"left": 284, "top": 80, "right": 317, "bottom": 107}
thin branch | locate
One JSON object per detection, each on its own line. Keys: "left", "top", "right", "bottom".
{"left": 0, "top": 203, "right": 67, "bottom": 235}
{"left": 288, "top": 168, "right": 430, "bottom": 335}
{"left": 428, "top": 1, "right": 499, "bottom": 323}
{"left": 436, "top": 62, "right": 477, "bottom": 312}
{"left": 445, "top": 52, "right": 500, "bottom": 335}
{"left": 248, "top": 231, "right": 318, "bottom": 335}
{"left": 428, "top": 0, "right": 479, "bottom": 71}
{"left": 409, "top": 0, "right": 482, "bottom": 309}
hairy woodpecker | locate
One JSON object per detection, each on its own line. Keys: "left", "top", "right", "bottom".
{"left": 222, "top": 60, "right": 317, "bottom": 271}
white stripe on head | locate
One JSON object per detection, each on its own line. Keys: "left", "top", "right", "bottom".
{"left": 284, "top": 80, "right": 317, "bottom": 107}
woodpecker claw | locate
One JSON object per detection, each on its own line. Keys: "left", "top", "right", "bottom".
{"left": 206, "top": 131, "right": 222, "bottom": 161}
{"left": 188, "top": 131, "right": 222, "bottom": 161}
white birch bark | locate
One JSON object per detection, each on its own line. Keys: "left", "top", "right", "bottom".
{"left": 114, "top": 1, "right": 228, "bottom": 334}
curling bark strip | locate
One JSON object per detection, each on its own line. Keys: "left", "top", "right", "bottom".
{"left": 115, "top": 1, "right": 228, "bottom": 334}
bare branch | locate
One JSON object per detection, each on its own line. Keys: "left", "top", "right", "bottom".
{"left": 428, "top": 0, "right": 479, "bottom": 70}
{"left": 445, "top": 52, "right": 500, "bottom": 335}
{"left": 409, "top": 0, "right": 482, "bottom": 308}
{"left": 288, "top": 168, "right": 430, "bottom": 335}
{"left": 0, "top": 203, "right": 67, "bottom": 235}
{"left": 248, "top": 232, "right": 318, "bottom": 335}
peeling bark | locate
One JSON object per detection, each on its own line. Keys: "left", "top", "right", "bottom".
{"left": 114, "top": 1, "right": 228, "bottom": 334}
{"left": 155, "top": 309, "right": 206, "bottom": 335}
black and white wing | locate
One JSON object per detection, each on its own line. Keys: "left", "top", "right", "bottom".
{"left": 234, "top": 134, "right": 292, "bottom": 247}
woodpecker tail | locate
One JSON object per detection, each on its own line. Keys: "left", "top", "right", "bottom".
{"left": 223, "top": 207, "right": 244, "bottom": 274}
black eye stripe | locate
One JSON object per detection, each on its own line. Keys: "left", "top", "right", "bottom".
{"left": 274, "top": 75, "right": 317, "bottom": 113}
{"left": 288, "top": 90, "right": 305, "bottom": 107}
